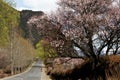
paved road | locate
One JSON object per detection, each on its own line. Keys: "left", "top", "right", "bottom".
{"left": 2, "top": 61, "right": 42, "bottom": 80}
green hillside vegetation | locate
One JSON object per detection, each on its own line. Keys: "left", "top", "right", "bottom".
{"left": 36, "top": 39, "right": 57, "bottom": 60}
{"left": 0, "top": 0, "right": 36, "bottom": 76}
{"left": 0, "top": 0, "right": 19, "bottom": 46}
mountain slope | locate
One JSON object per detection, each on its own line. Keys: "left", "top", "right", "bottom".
{"left": 20, "top": 10, "right": 44, "bottom": 46}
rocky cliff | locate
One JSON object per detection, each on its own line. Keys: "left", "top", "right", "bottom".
{"left": 20, "top": 10, "right": 44, "bottom": 46}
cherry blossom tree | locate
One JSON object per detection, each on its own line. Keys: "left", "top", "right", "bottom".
{"left": 35, "top": 0, "right": 119, "bottom": 58}
{"left": 28, "top": 0, "right": 120, "bottom": 59}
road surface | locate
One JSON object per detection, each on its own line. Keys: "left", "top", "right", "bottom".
{"left": 2, "top": 61, "right": 42, "bottom": 80}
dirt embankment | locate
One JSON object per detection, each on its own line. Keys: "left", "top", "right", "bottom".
{"left": 44, "top": 55, "right": 120, "bottom": 80}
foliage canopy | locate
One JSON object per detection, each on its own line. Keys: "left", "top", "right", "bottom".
{"left": 0, "top": 0, "right": 19, "bottom": 46}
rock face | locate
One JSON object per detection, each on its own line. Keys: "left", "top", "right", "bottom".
{"left": 20, "top": 10, "right": 44, "bottom": 45}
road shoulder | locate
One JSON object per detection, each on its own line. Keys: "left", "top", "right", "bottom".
{"left": 41, "top": 64, "right": 51, "bottom": 80}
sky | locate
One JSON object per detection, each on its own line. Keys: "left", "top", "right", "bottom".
{"left": 14, "top": 0, "right": 58, "bottom": 13}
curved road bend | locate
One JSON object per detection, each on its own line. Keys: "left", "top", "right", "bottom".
{"left": 1, "top": 61, "right": 42, "bottom": 80}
